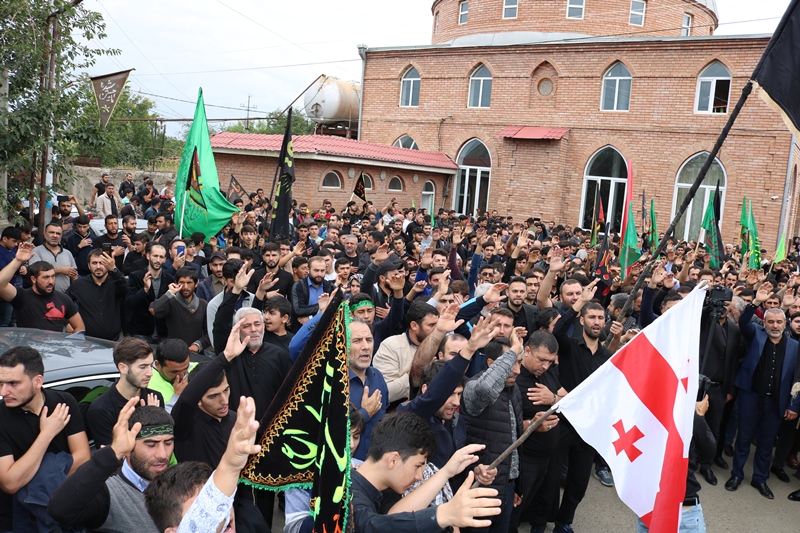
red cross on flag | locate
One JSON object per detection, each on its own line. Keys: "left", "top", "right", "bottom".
{"left": 557, "top": 287, "right": 705, "bottom": 532}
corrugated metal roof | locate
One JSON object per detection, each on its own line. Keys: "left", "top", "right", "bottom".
{"left": 210, "top": 132, "right": 458, "bottom": 170}
{"left": 499, "top": 125, "right": 570, "bottom": 140}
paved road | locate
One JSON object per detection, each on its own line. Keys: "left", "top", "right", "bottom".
{"left": 268, "top": 452, "right": 800, "bottom": 532}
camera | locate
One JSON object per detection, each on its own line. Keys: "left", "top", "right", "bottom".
{"left": 703, "top": 284, "right": 732, "bottom": 319}
{"left": 697, "top": 374, "right": 712, "bottom": 402}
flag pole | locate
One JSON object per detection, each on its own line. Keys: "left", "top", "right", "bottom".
{"left": 178, "top": 187, "right": 188, "bottom": 238}
{"left": 471, "top": 405, "right": 558, "bottom": 488}
{"left": 604, "top": 80, "right": 755, "bottom": 348}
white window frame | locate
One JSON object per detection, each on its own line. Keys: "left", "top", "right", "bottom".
{"left": 454, "top": 139, "right": 492, "bottom": 217}
{"left": 503, "top": 0, "right": 518, "bottom": 19}
{"left": 629, "top": 0, "right": 646, "bottom": 26}
{"left": 600, "top": 63, "right": 632, "bottom": 112}
{"left": 434, "top": 12, "right": 440, "bottom": 34}
{"left": 694, "top": 61, "right": 732, "bottom": 114}
{"left": 671, "top": 152, "right": 727, "bottom": 241}
{"left": 362, "top": 173, "right": 373, "bottom": 190}
{"left": 682, "top": 13, "right": 692, "bottom": 36}
{"left": 577, "top": 146, "right": 629, "bottom": 233}
{"left": 394, "top": 135, "right": 419, "bottom": 150}
{"left": 322, "top": 171, "right": 342, "bottom": 189}
{"left": 566, "top": 0, "right": 585, "bottom": 20}
{"left": 399, "top": 67, "right": 420, "bottom": 108}
{"left": 468, "top": 65, "right": 492, "bottom": 109}
{"left": 459, "top": 1, "right": 469, "bottom": 24}
{"left": 422, "top": 181, "right": 436, "bottom": 212}
{"left": 388, "top": 176, "right": 404, "bottom": 192}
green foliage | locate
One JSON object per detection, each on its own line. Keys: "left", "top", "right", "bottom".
{"left": 221, "top": 108, "right": 315, "bottom": 135}
{"left": 0, "top": 0, "right": 117, "bottom": 211}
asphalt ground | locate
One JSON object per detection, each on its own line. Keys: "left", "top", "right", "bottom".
{"left": 269, "top": 447, "right": 800, "bottom": 532}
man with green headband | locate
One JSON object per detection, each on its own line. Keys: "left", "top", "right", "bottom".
{"left": 49, "top": 400, "right": 174, "bottom": 533}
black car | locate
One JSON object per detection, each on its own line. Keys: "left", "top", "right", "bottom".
{"left": 0, "top": 328, "right": 119, "bottom": 401}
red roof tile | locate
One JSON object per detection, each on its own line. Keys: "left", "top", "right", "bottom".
{"left": 499, "top": 125, "right": 570, "bottom": 140}
{"left": 210, "top": 132, "right": 458, "bottom": 171}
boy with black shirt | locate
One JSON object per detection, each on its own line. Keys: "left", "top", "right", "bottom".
{"left": 0, "top": 346, "right": 91, "bottom": 532}
{"left": 0, "top": 242, "right": 84, "bottom": 332}
{"left": 86, "top": 338, "right": 165, "bottom": 448}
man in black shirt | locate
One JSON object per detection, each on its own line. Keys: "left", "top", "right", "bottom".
{"left": 259, "top": 295, "right": 294, "bottom": 355}
{"left": 87, "top": 338, "right": 165, "bottom": 448}
{"left": 93, "top": 215, "right": 127, "bottom": 271}
{"left": 511, "top": 331, "right": 562, "bottom": 533}
{"left": 247, "top": 242, "right": 295, "bottom": 298}
{"left": 0, "top": 346, "right": 91, "bottom": 532}
{"left": 68, "top": 249, "right": 128, "bottom": 340}
{"left": 530, "top": 280, "right": 622, "bottom": 533}
{"left": 89, "top": 172, "right": 110, "bottom": 211}
{"left": 0, "top": 242, "right": 84, "bottom": 332}
{"left": 118, "top": 172, "right": 136, "bottom": 198}
{"left": 127, "top": 243, "right": 174, "bottom": 342}
{"left": 65, "top": 215, "right": 95, "bottom": 276}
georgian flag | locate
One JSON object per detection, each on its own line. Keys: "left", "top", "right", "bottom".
{"left": 557, "top": 287, "right": 705, "bottom": 532}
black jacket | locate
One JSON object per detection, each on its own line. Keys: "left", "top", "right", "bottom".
{"left": 291, "top": 278, "right": 334, "bottom": 318}
{"left": 126, "top": 269, "right": 174, "bottom": 338}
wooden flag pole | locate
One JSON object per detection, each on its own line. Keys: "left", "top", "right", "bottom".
{"left": 471, "top": 405, "right": 558, "bottom": 488}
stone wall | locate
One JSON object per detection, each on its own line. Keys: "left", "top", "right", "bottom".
{"left": 66, "top": 167, "right": 177, "bottom": 210}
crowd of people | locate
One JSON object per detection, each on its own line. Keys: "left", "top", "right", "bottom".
{"left": 0, "top": 172, "right": 799, "bottom": 533}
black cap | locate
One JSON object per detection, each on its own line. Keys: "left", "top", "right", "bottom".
{"left": 376, "top": 259, "right": 401, "bottom": 278}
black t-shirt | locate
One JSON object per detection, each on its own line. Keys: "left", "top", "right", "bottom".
{"left": 86, "top": 385, "right": 164, "bottom": 448}
{"left": 515, "top": 365, "right": 561, "bottom": 457}
{"left": 247, "top": 267, "right": 294, "bottom": 298}
{"left": 10, "top": 288, "right": 78, "bottom": 331}
{"left": 93, "top": 233, "right": 126, "bottom": 270}
{"left": 94, "top": 182, "right": 107, "bottom": 196}
{"left": 0, "top": 389, "right": 85, "bottom": 530}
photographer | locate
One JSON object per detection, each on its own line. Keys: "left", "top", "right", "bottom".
{"left": 696, "top": 285, "right": 743, "bottom": 486}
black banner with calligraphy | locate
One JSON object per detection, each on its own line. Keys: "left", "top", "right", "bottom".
{"left": 241, "top": 289, "right": 351, "bottom": 533}
{"left": 90, "top": 69, "right": 133, "bottom": 127}
{"left": 227, "top": 174, "right": 249, "bottom": 203}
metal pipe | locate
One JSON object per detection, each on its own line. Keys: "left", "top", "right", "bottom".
{"left": 777, "top": 134, "right": 796, "bottom": 246}
{"left": 356, "top": 44, "right": 367, "bottom": 141}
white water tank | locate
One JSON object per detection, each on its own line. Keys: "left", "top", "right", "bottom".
{"left": 303, "top": 76, "right": 361, "bottom": 125}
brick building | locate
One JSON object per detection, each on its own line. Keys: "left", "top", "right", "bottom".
{"left": 210, "top": 132, "right": 458, "bottom": 213}
{"left": 358, "top": 0, "right": 799, "bottom": 250}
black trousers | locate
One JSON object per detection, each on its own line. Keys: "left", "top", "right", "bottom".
{"left": 772, "top": 419, "right": 799, "bottom": 468}
{"left": 509, "top": 455, "right": 550, "bottom": 533}
{"left": 700, "top": 384, "right": 725, "bottom": 468}
{"left": 529, "top": 420, "right": 594, "bottom": 528}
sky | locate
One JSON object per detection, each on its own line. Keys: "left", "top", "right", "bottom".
{"left": 83, "top": 0, "right": 794, "bottom": 135}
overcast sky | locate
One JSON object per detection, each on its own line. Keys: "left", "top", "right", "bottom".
{"left": 84, "top": 0, "right": 793, "bottom": 135}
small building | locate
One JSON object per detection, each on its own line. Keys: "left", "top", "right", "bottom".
{"left": 210, "top": 132, "right": 458, "bottom": 213}
{"left": 357, "top": 0, "right": 799, "bottom": 248}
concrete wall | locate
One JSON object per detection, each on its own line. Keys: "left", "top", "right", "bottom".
{"left": 67, "top": 167, "right": 177, "bottom": 211}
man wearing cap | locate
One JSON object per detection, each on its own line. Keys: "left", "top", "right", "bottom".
{"left": 196, "top": 250, "right": 227, "bottom": 302}
{"left": 48, "top": 401, "right": 173, "bottom": 533}
{"left": 89, "top": 173, "right": 111, "bottom": 212}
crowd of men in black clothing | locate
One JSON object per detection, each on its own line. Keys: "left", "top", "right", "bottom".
{"left": 0, "top": 184, "right": 799, "bottom": 532}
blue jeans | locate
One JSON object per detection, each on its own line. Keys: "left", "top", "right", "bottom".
{"left": 636, "top": 504, "right": 706, "bottom": 532}
{"left": 0, "top": 299, "right": 13, "bottom": 327}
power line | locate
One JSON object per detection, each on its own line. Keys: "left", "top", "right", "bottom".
{"left": 157, "top": 40, "right": 347, "bottom": 60}
{"left": 133, "top": 58, "right": 361, "bottom": 77}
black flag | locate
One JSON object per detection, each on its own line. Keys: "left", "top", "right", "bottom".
{"left": 353, "top": 173, "right": 368, "bottom": 203}
{"left": 270, "top": 108, "right": 296, "bottom": 240}
{"left": 753, "top": 0, "right": 800, "bottom": 138}
{"left": 227, "top": 174, "right": 248, "bottom": 203}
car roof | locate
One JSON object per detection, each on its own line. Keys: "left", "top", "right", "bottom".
{"left": 0, "top": 328, "right": 119, "bottom": 384}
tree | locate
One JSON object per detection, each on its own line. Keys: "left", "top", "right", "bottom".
{"left": 0, "top": 0, "right": 117, "bottom": 220}
{"left": 221, "top": 108, "right": 315, "bottom": 135}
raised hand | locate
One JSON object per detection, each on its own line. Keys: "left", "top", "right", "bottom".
{"left": 224, "top": 316, "right": 252, "bottom": 360}
{"left": 482, "top": 283, "right": 508, "bottom": 304}
{"left": 15, "top": 242, "right": 35, "bottom": 264}
{"left": 443, "top": 443, "right": 483, "bottom": 478}
{"left": 234, "top": 264, "right": 255, "bottom": 292}
{"left": 167, "top": 282, "right": 181, "bottom": 295}
{"left": 548, "top": 247, "right": 566, "bottom": 272}
{"left": 436, "top": 302, "right": 465, "bottom": 333}
{"left": 140, "top": 393, "right": 161, "bottom": 407}
{"left": 465, "top": 316, "right": 500, "bottom": 354}
{"left": 373, "top": 243, "right": 391, "bottom": 264}
{"left": 420, "top": 248, "right": 433, "bottom": 269}
{"left": 143, "top": 271, "right": 152, "bottom": 292}
{"left": 754, "top": 282, "right": 774, "bottom": 306}
{"left": 110, "top": 397, "right": 141, "bottom": 460}
{"left": 222, "top": 396, "right": 262, "bottom": 472}
{"left": 509, "top": 327, "right": 523, "bottom": 355}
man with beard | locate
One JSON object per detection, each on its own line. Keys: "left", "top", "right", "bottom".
{"left": 56, "top": 194, "right": 86, "bottom": 238}
{"left": 150, "top": 266, "right": 210, "bottom": 353}
{"left": 530, "top": 280, "right": 621, "bottom": 533}
{"left": 348, "top": 319, "right": 388, "bottom": 460}
{"left": 154, "top": 214, "right": 179, "bottom": 250}
{"left": 87, "top": 338, "right": 165, "bottom": 449}
{"left": 89, "top": 172, "right": 111, "bottom": 212}
{"left": 67, "top": 249, "right": 128, "bottom": 340}
{"left": 66, "top": 215, "right": 95, "bottom": 276}
{"left": 247, "top": 243, "right": 295, "bottom": 298}
{"left": 0, "top": 242, "right": 83, "bottom": 332}
{"left": 502, "top": 277, "right": 537, "bottom": 343}
{"left": 118, "top": 172, "right": 136, "bottom": 199}
{"left": 196, "top": 250, "right": 227, "bottom": 301}
{"left": 96, "top": 183, "right": 122, "bottom": 220}
{"left": 48, "top": 400, "right": 173, "bottom": 533}
{"left": 127, "top": 243, "right": 174, "bottom": 342}
{"left": 93, "top": 215, "right": 127, "bottom": 271}
{"left": 291, "top": 256, "right": 333, "bottom": 324}
{"left": 121, "top": 214, "right": 138, "bottom": 241}
{"left": 31, "top": 222, "right": 78, "bottom": 293}
{"left": 0, "top": 346, "right": 91, "bottom": 533}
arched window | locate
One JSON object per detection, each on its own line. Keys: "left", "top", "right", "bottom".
{"left": 601, "top": 62, "right": 631, "bottom": 111}
{"left": 362, "top": 173, "right": 373, "bottom": 190}
{"left": 388, "top": 177, "right": 404, "bottom": 191}
{"left": 322, "top": 171, "right": 342, "bottom": 188}
{"left": 394, "top": 135, "right": 419, "bottom": 150}
{"left": 579, "top": 147, "right": 628, "bottom": 232}
{"left": 422, "top": 181, "right": 436, "bottom": 213}
{"left": 455, "top": 138, "right": 491, "bottom": 216}
{"left": 695, "top": 61, "right": 731, "bottom": 114}
{"left": 672, "top": 152, "right": 726, "bottom": 241}
{"left": 400, "top": 67, "right": 420, "bottom": 107}
{"left": 468, "top": 65, "right": 492, "bottom": 108}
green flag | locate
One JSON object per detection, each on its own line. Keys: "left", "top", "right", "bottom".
{"left": 619, "top": 201, "right": 641, "bottom": 279}
{"left": 776, "top": 233, "right": 787, "bottom": 263}
{"left": 739, "top": 197, "right": 750, "bottom": 257}
{"left": 175, "top": 89, "right": 239, "bottom": 239}
{"left": 748, "top": 200, "right": 762, "bottom": 269}
{"left": 701, "top": 190, "right": 722, "bottom": 268}
{"left": 649, "top": 197, "right": 658, "bottom": 254}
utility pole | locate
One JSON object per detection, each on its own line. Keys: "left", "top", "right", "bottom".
{"left": 240, "top": 95, "right": 256, "bottom": 132}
